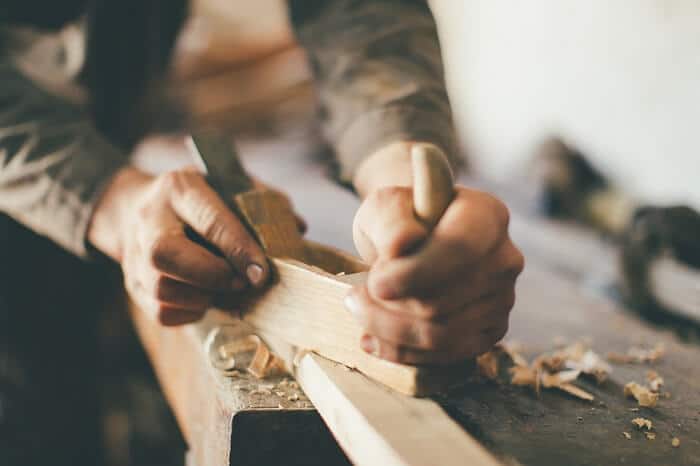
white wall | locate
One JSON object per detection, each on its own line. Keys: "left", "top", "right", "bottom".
{"left": 432, "top": 0, "right": 700, "bottom": 208}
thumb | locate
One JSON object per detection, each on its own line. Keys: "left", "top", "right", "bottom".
{"left": 165, "top": 171, "right": 270, "bottom": 288}
{"left": 353, "top": 187, "right": 429, "bottom": 264}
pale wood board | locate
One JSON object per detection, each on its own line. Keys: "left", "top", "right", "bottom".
{"left": 237, "top": 251, "right": 469, "bottom": 396}
{"left": 294, "top": 352, "right": 501, "bottom": 466}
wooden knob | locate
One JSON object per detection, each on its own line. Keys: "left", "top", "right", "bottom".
{"left": 411, "top": 144, "right": 454, "bottom": 228}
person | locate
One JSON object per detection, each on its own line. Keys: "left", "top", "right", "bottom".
{"left": 0, "top": 0, "right": 524, "bottom": 464}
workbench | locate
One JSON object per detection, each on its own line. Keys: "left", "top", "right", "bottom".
{"left": 129, "top": 136, "right": 700, "bottom": 465}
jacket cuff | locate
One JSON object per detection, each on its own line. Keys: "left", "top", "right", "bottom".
{"left": 334, "top": 103, "right": 462, "bottom": 185}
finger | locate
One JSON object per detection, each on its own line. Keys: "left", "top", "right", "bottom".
{"left": 151, "top": 276, "right": 216, "bottom": 310}
{"left": 158, "top": 307, "right": 205, "bottom": 326}
{"left": 146, "top": 230, "right": 242, "bottom": 291}
{"left": 353, "top": 187, "right": 429, "bottom": 263}
{"left": 163, "top": 171, "right": 269, "bottom": 287}
{"left": 347, "top": 286, "right": 514, "bottom": 351}
{"left": 361, "top": 321, "right": 507, "bottom": 365}
{"left": 212, "top": 291, "right": 245, "bottom": 310}
{"left": 379, "top": 239, "right": 524, "bottom": 317}
{"left": 295, "top": 213, "right": 307, "bottom": 234}
{"left": 368, "top": 189, "right": 511, "bottom": 300}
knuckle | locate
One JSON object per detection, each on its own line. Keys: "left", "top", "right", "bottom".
{"left": 417, "top": 300, "right": 441, "bottom": 320}
{"left": 421, "top": 323, "right": 447, "bottom": 351}
{"left": 508, "top": 246, "right": 525, "bottom": 277}
{"left": 370, "top": 186, "right": 410, "bottom": 208}
{"left": 489, "top": 322, "right": 509, "bottom": 346}
{"left": 153, "top": 275, "right": 171, "bottom": 301}
{"left": 158, "top": 169, "right": 200, "bottom": 195}
{"left": 147, "top": 235, "right": 173, "bottom": 270}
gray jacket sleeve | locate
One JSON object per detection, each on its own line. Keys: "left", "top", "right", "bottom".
{"left": 0, "top": 63, "right": 126, "bottom": 257}
{"left": 290, "top": 0, "right": 461, "bottom": 184}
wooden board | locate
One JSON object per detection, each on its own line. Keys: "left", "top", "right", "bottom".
{"left": 292, "top": 352, "right": 499, "bottom": 466}
{"left": 231, "top": 189, "right": 467, "bottom": 396}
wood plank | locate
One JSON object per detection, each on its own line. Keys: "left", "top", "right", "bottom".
{"left": 239, "top": 253, "right": 466, "bottom": 396}
{"left": 294, "top": 353, "right": 500, "bottom": 466}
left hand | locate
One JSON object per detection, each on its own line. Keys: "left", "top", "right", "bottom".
{"left": 346, "top": 148, "right": 524, "bottom": 365}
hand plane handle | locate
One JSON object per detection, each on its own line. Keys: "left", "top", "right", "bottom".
{"left": 411, "top": 143, "right": 455, "bottom": 228}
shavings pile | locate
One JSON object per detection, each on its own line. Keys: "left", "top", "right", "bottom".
{"left": 480, "top": 340, "right": 680, "bottom": 446}
{"left": 476, "top": 341, "right": 610, "bottom": 401}
{"left": 206, "top": 330, "right": 287, "bottom": 379}
{"left": 607, "top": 343, "right": 665, "bottom": 364}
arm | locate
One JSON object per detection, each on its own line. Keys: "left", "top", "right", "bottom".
{"left": 0, "top": 61, "right": 125, "bottom": 257}
{"left": 291, "top": 1, "right": 524, "bottom": 364}
{"left": 288, "top": 0, "right": 460, "bottom": 196}
{"left": 0, "top": 61, "right": 270, "bottom": 326}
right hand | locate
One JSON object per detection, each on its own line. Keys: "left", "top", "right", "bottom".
{"left": 88, "top": 166, "right": 270, "bottom": 326}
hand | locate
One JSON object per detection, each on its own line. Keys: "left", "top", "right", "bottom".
{"left": 347, "top": 149, "right": 524, "bottom": 365}
{"left": 88, "top": 166, "right": 271, "bottom": 326}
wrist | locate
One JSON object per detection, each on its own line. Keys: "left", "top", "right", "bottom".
{"left": 354, "top": 141, "right": 444, "bottom": 198}
{"left": 88, "top": 166, "right": 152, "bottom": 261}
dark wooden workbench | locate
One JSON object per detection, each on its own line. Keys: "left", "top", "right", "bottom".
{"left": 240, "top": 135, "right": 700, "bottom": 466}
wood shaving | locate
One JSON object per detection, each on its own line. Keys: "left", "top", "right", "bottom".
{"left": 567, "top": 350, "right": 612, "bottom": 384}
{"left": 672, "top": 437, "right": 681, "bottom": 448}
{"left": 622, "top": 432, "right": 632, "bottom": 440}
{"left": 631, "top": 417, "right": 653, "bottom": 430}
{"left": 607, "top": 343, "right": 666, "bottom": 364}
{"left": 558, "top": 383, "right": 594, "bottom": 401}
{"left": 624, "top": 382, "right": 659, "bottom": 407}
{"left": 646, "top": 370, "right": 664, "bottom": 392}
{"left": 287, "top": 393, "right": 299, "bottom": 402}
{"left": 509, "top": 365, "right": 539, "bottom": 388}
{"left": 645, "top": 432, "right": 656, "bottom": 440}
{"left": 541, "top": 370, "right": 581, "bottom": 388}
{"left": 505, "top": 342, "right": 599, "bottom": 400}
{"left": 476, "top": 351, "right": 500, "bottom": 380}
{"left": 247, "top": 336, "right": 287, "bottom": 379}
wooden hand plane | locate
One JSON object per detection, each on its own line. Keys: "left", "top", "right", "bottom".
{"left": 190, "top": 132, "right": 463, "bottom": 396}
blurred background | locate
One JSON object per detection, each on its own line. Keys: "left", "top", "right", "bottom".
{"left": 432, "top": 0, "right": 700, "bottom": 209}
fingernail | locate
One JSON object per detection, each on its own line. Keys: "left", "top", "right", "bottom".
{"left": 231, "top": 277, "right": 246, "bottom": 291}
{"left": 360, "top": 334, "right": 379, "bottom": 356}
{"left": 344, "top": 294, "right": 363, "bottom": 322}
{"left": 246, "top": 264, "right": 265, "bottom": 286}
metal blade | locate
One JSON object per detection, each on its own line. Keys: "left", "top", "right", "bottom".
{"left": 188, "top": 131, "right": 254, "bottom": 198}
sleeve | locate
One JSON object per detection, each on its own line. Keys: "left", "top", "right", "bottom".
{"left": 0, "top": 62, "right": 127, "bottom": 258}
{"left": 288, "top": 0, "right": 462, "bottom": 184}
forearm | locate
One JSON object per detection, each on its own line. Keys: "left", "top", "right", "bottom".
{"left": 0, "top": 64, "right": 127, "bottom": 258}
{"left": 87, "top": 166, "right": 152, "bottom": 261}
{"left": 289, "top": 0, "right": 461, "bottom": 189}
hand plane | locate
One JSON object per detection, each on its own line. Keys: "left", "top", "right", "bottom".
{"left": 189, "top": 131, "right": 460, "bottom": 396}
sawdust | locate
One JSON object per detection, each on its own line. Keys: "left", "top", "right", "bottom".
{"left": 645, "top": 432, "right": 656, "bottom": 440}
{"left": 622, "top": 432, "right": 632, "bottom": 440}
{"left": 624, "top": 382, "right": 659, "bottom": 407}
{"left": 476, "top": 350, "right": 500, "bottom": 380}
